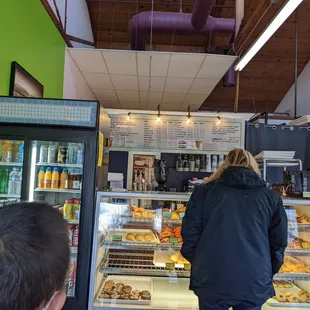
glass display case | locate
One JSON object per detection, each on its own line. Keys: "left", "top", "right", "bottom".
{"left": 89, "top": 192, "right": 310, "bottom": 310}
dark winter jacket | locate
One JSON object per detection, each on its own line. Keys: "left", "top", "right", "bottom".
{"left": 181, "top": 166, "right": 288, "bottom": 307}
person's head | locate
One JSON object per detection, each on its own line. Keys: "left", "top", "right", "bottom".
{"left": 206, "top": 148, "right": 260, "bottom": 183}
{"left": 0, "top": 202, "right": 70, "bottom": 310}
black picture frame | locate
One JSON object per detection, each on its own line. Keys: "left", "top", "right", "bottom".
{"left": 9, "top": 61, "right": 44, "bottom": 98}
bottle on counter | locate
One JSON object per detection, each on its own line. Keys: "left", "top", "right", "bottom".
{"left": 211, "top": 155, "right": 218, "bottom": 172}
{"left": 189, "top": 155, "right": 195, "bottom": 172}
{"left": 219, "top": 154, "right": 225, "bottom": 166}
{"left": 195, "top": 155, "right": 200, "bottom": 172}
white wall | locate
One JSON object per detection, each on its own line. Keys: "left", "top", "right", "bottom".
{"left": 275, "top": 61, "right": 310, "bottom": 116}
{"left": 63, "top": 50, "right": 96, "bottom": 100}
{"left": 47, "top": 0, "right": 94, "bottom": 46}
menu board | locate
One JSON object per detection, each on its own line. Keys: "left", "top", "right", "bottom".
{"left": 110, "top": 117, "right": 244, "bottom": 152}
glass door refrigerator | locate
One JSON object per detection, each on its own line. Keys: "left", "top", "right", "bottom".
{"left": 0, "top": 97, "right": 110, "bottom": 310}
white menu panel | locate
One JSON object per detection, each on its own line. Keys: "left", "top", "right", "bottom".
{"left": 110, "top": 117, "right": 244, "bottom": 152}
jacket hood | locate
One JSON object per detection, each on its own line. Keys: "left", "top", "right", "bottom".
{"left": 219, "top": 166, "right": 265, "bottom": 189}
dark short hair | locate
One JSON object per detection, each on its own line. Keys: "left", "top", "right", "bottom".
{"left": 0, "top": 202, "right": 70, "bottom": 310}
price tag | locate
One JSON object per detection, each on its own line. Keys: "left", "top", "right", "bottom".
{"left": 184, "top": 263, "right": 191, "bottom": 271}
{"left": 112, "top": 235, "right": 122, "bottom": 242}
{"left": 169, "top": 237, "right": 179, "bottom": 244}
{"left": 165, "top": 263, "right": 175, "bottom": 269}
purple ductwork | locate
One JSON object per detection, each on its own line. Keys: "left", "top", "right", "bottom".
{"left": 223, "top": 66, "right": 236, "bottom": 87}
{"left": 129, "top": 12, "right": 235, "bottom": 50}
{"left": 191, "top": 0, "right": 216, "bottom": 30}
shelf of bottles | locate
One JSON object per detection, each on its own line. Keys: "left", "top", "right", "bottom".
{"left": 0, "top": 140, "right": 24, "bottom": 201}
{"left": 30, "top": 140, "right": 83, "bottom": 298}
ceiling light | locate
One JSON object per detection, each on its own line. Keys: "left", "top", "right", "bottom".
{"left": 127, "top": 112, "right": 131, "bottom": 121}
{"left": 187, "top": 106, "right": 191, "bottom": 124}
{"left": 157, "top": 104, "right": 161, "bottom": 123}
{"left": 235, "top": 0, "right": 303, "bottom": 71}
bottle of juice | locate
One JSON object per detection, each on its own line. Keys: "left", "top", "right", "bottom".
{"left": 44, "top": 167, "right": 52, "bottom": 188}
{"left": 63, "top": 199, "right": 73, "bottom": 220}
{"left": 51, "top": 168, "right": 60, "bottom": 189}
{"left": 3, "top": 141, "right": 13, "bottom": 163}
{"left": 60, "top": 168, "right": 69, "bottom": 189}
{"left": 37, "top": 167, "right": 45, "bottom": 188}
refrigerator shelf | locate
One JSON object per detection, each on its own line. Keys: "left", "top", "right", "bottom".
{"left": 36, "top": 163, "right": 83, "bottom": 169}
{"left": 100, "top": 252, "right": 190, "bottom": 278}
{"left": 34, "top": 188, "right": 81, "bottom": 194}
{"left": 68, "top": 220, "right": 79, "bottom": 225}
{"left": 0, "top": 162, "right": 23, "bottom": 167}
{"left": 0, "top": 194, "right": 21, "bottom": 198}
{"left": 102, "top": 240, "right": 182, "bottom": 251}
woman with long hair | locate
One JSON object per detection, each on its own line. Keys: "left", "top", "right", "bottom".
{"left": 181, "top": 148, "right": 288, "bottom": 310}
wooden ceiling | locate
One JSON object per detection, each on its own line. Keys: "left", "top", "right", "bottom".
{"left": 87, "top": 0, "right": 310, "bottom": 113}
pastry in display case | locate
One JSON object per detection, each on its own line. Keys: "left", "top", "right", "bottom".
{"left": 89, "top": 192, "right": 310, "bottom": 310}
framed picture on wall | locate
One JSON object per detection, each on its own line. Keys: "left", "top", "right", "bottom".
{"left": 9, "top": 61, "right": 44, "bottom": 98}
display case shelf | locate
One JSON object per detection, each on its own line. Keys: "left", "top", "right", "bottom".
{"left": 285, "top": 249, "right": 310, "bottom": 256}
{"left": 0, "top": 194, "right": 20, "bottom": 198}
{"left": 274, "top": 273, "right": 310, "bottom": 281}
{"left": 34, "top": 188, "right": 81, "bottom": 194}
{"left": 0, "top": 162, "right": 22, "bottom": 167}
{"left": 36, "top": 163, "right": 83, "bottom": 169}
{"left": 122, "top": 217, "right": 182, "bottom": 226}
{"left": 100, "top": 252, "right": 190, "bottom": 278}
{"left": 102, "top": 241, "right": 182, "bottom": 251}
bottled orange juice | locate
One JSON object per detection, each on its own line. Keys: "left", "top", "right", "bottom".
{"left": 44, "top": 167, "right": 52, "bottom": 188}
{"left": 51, "top": 168, "right": 60, "bottom": 189}
{"left": 37, "top": 167, "right": 45, "bottom": 188}
{"left": 60, "top": 168, "right": 69, "bottom": 189}
{"left": 3, "top": 141, "right": 13, "bottom": 162}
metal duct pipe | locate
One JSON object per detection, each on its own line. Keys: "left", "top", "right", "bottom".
{"left": 191, "top": 0, "right": 216, "bottom": 30}
{"left": 129, "top": 12, "right": 235, "bottom": 50}
{"left": 222, "top": 65, "right": 236, "bottom": 87}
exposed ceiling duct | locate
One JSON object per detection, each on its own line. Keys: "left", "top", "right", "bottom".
{"left": 128, "top": 4, "right": 235, "bottom": 51}
{"left": 191, "top": 0, "right": 216, "bottom": 30}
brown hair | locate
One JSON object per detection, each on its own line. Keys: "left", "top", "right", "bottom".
{"left": 206, "top": 148, "right": 261, "bottom": 184}
{"left": 0, "top": 202, "right": 70, "bottom": 310}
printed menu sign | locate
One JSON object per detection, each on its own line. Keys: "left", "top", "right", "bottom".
{"left": 110, "top": 117, "right": 244, "bottom": 152}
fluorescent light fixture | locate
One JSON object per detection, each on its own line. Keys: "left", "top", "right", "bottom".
{"left": 235, "top": 0, "right": 303, "bottom": 71}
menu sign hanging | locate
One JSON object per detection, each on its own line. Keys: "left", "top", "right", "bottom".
{"left": 110, "top": 117, "right": 244, "bottom": 152}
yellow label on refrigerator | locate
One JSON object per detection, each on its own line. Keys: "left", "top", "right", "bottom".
{"left": 98, "top": 132, "right": 104, "bottom": 167}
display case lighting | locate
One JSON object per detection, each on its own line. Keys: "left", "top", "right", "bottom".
{"left": 157, "top": 105, "right": 161, "bottom": 123}
{"left": 187, "top": 106, "right": 191, "bottom": 124}
{"left": 217, "top": 116, "right": 221, "bottom": 126}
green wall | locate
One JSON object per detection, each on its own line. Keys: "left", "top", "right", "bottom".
{"left": 0, "top": 0, "right": 65, "bottom": 98}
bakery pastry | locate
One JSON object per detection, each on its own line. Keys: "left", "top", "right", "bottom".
{"left": 99, "top": 293, "right": 111, "bottom": 299}
{"left": 119, "top": 294, "right": 129, "bottom": 300}
{"left": 144, "top": 234, "right": 154, "bottom": 242}
{"left": 103, "top": 280, "right": 114, "bottom": 292}
{"left": 123, "top": 285, "right": 132, "bottom": 294}
{"left": 135, "top": 234, "right": 144, "bottom": 241}
{"left": 131, "top": 205, "right": 138, "bottom": 212}
{"left": 133, "top": 211, "right": 141, "bottom": 217}
{"left": 115, "top": 282, "right": 124, "bottom": 293}
{"left": 140, "top": 290, "right": 151, "bottom": 300}
{"left": 176, "top": 206, "right": 186, "bottom": 213}
{"left": 129, "top": 294, "right": 139, "bottom": 300}
{"left": 170, "top": 212, "right": 180, "bottom": 220}
{"left": 276, "top": 292, "right": 287, "bottom": 303}
{"left": 287, "top": 295, "right": 300, "bottom": 303}
{"left": 170, "top": 252, "right": 181, "bottom": 263}
{"left": 126, "top": 233, "right": 135, "bottom": 241}
{"left": 138, "top": 207, "right": 145, "bottom": 212}
{"left": 299, "top": 294, "right": 309, "bottom": 303}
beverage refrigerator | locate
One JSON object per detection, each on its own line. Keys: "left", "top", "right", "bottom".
{"left": 0, "top": 97, "right": 110, "bottom": 310}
